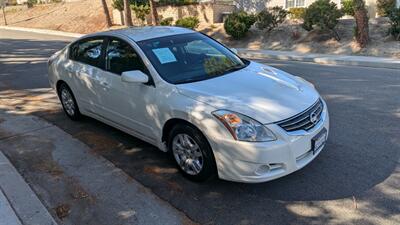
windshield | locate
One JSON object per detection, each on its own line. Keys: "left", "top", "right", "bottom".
{"left": 137, "top": 33, "right": 247, "bottom": 84}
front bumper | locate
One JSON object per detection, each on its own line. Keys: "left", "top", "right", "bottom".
{"left": 209, "top": 101, "right": 330, "bottom": 183}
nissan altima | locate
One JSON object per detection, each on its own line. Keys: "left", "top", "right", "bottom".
{"left": 48, "top": 26, "right": 329, "bottom": 183}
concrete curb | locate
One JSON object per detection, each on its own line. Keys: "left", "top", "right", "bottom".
{"left": 237, "top": 49, "right": 400, "bottom": 70}
{"left": 0, "top": 151, "right": 58, "bottom": 225}
{"left": 0, "top": 26, "right": 83, "bottom": 38}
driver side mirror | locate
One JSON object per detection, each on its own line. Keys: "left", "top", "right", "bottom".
{"left": 121, "top": 70, "right": 149, "bottom": 84}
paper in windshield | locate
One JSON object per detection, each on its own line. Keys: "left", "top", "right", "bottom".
{"left": 152, "top": 48, "right": 177, "bottom": 64}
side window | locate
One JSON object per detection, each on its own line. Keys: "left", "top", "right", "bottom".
{"left": 71, "top": 39, "right": 105, "bottom": 69}
{"left": 106, "top": 39, "right": 147, "bottom": 75}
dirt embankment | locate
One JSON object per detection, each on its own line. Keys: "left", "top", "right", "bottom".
{"left": 199, "top": 18, "right": 400, "bottom": 58}
{"left": 0, "top": 0, "right": 114, "bottom": 34}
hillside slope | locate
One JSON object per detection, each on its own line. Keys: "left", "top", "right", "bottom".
{"left": 0, "top": 0, "right": 114, "bottom": 34}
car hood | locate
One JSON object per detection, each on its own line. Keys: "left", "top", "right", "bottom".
{"left": 177, "top": 61, "right": 320, "bottom": 124}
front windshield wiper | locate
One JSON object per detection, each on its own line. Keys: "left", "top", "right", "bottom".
{"left": 175, "top": 77, "right": 206, "bottom": 84}
{"left": 222, "top": 64, "right": 246, "bottom": 75}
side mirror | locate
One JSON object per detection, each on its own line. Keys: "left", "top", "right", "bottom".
{"left": 121, "top": 70, "right": 149, "bottom": 84}
{"left": 230, "top": 48, "right": 238, "bottom": 54}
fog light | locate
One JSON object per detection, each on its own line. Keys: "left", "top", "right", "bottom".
{"left": 255, "top": 165, "right": 270, "bottom": 175}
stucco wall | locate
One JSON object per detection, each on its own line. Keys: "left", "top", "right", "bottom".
{"left": 114, "top": 3, "right": 236, "bottom": 26}
{"left": 157, "top": 3, "right": 214, "bottom": 24}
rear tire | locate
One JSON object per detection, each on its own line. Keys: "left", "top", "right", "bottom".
{"left": 58, "top": 83, "right": 81, "bottom": 121}
{"left": 168, "top": 124, "right": 217, "bottom": 182}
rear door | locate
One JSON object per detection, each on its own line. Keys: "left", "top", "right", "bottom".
{"left": 68, "top": 37, "right": 107, "bottom": 113}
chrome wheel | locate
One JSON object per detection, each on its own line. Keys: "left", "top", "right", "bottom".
{"left": 172, "top": 134, "right": 203, "bottom": 175}
{"left": 61, "top": 88, "right": 75, "bottom": 116}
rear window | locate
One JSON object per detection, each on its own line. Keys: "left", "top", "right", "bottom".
{"left": 70, "top": 38, "right": 105, "bottom": 69}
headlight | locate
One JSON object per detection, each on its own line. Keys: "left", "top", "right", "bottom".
{"left": 212, "top": 110, "right": 276, "bottom": 142}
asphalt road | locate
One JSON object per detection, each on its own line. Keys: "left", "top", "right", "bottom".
{"left": 1, "top": 29, "right": 399, "bottom": 225}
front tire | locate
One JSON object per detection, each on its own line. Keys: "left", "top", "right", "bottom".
{"left": 58, "top": 83, "right": 81, "bottom": 120}
{"left": 168, "top": 124, "right": 217, "bottom": 182}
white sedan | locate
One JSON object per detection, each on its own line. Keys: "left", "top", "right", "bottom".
{"left": 48, "top": 26, "right": 329, "bottom": 183}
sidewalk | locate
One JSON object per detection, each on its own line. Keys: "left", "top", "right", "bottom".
{"left": 237, "top": 48, "right": 400, "bottom": 70}
{"left": 0, "top": 111, "right": 193, "bottom": 225}
{"left": 0, "top": 147, "right": 57, "bottom": 225}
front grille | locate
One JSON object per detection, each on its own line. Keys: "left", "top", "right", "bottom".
{"left": 276, "top": 99, "right": 323, "bottom": 132}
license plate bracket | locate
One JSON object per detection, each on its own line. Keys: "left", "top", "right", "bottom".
{"left": 312, "top": 128, "right": 327, "bottom": 154}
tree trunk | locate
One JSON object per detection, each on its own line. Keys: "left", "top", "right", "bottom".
{"left": 354, "top": 10, "right": 369, "bottom": 48}
{"left": 354, "top": 0, "right": 369, "bottom": 48}
{"left": 2, "top": 6, "right": 7, "bottom": 26}
{"left": 149, "top": 0, "right": 158, "bottom": 25}
{"left": 124, "top": 0, "right": 133, "bottom": 26}
{"left": 100, "top": 0, "right": 112, "bottom": 27}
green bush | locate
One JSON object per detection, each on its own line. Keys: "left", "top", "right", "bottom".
{"left": 256, "top": 7, "right": 288, "bottom": 31}
{"left": 288, "top": 7, "right": 306, "bottom": 19}
{"left": 388, "top": 8, "right": 400, "bottom": 40}
{"left": 157, "top": 0, "right": 198, "bottom": 6}
{"left": 341, "top": 0, "right": 355, "bottom": 16}
{"left": 302, "top": 0, "right": 343, "bottom": 33}
{"left": 112, "top": 0, "right": 147, "bottom": 11}
{"left": 131, "top": 3, "right": 150, "bottom": 22}
{"left": 377, "top": 0, "right": 396, "bottom": 16}
{"left": 160, "top": 17, "right": 174, "bottom": 26}
{"left": 175, "top": 17, "right": 199, "bottom": 29}
{"left": 224, "top": 11, "right": 256, "bottom": 39}
{"left": 27, "top": 0, "right": 37, "bottom": 8}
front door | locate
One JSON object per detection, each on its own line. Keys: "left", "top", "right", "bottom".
{"left": 96, "top": 37, "right": 157, "bottom": 140}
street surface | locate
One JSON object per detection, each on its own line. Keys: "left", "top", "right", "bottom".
{"left": 1, "top": 29, "right": 399, "bottom": 225}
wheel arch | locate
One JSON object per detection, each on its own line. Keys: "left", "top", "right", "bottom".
{"left": 161, "top": 118, "right": 213, "bottom": 152}
{"left": 55, "top": 80, "right": 68, "bottom": 95}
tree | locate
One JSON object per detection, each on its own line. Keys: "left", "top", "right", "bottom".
{"left": 353, "top": 0, "right": 369, "bottom": 47}
{"left": 101, "top": 0, "right": 112, "bottom": 27}
{"left": 149, "top": 0, "right": 158, "bottom": 25}
{"left": 124, "top": 0, "right": 133, "bottom": 26}
{"left": 1, "top": 0, "right": 7, "bottom": 26}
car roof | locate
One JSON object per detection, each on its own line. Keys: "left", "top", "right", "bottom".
{"left": 82, "top": 26, "right": 195, "bottom": 42}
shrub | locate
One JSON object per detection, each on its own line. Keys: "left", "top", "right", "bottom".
{"left": 256, "top": 7, "right": 288, "bottom": 31}
{"left": 131, "top": 3, "right": 150, "bottom": 22}
{"left": 388, "top": 7, "right": 400, "bottom": 40}
{"left": 302, "top": 0, "right": 343, "bottom": 39}
{"left": 377, "top": 0, "right": 396, "bottom": 16}
{"left": 341, "top": 0, "right": 355, "bottom": 16}
{"left": 112, "top": 0, "right": 147, "bottom": 11}
{"left": 353, "top": 0, "right": 369, "bottom": 47}
{"left": 27, "top": 0, "right": 37, "bottom": 8}
{"left": 288, "top": 7, "right": 306, "bottom": 19}
{"left": 160, "top": 17, "right": 174, "bottom": 26}
{"left": 175, "top": 17, "right": 199, "bottom": 29}
{"left": 224, "top": 11, "right": 256, "bottom": 39}
{"left": 157, "top": 0, "right": 198, "bottom": 6}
